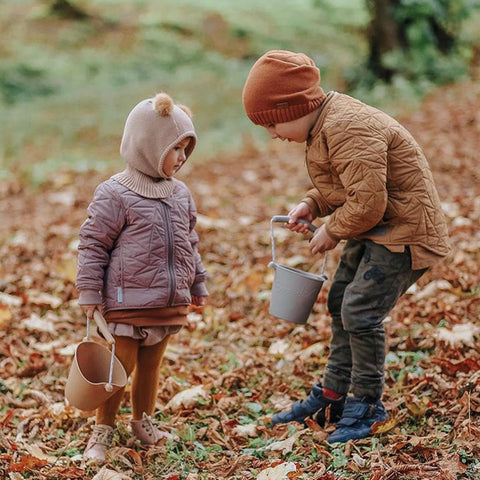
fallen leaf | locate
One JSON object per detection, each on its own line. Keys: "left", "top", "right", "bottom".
{"left": 257, "top": 462, "right": 297, "bottom": 480}
{"left": 0, "top": 292, "right": 23, "bottom": 307}
{"left": 46, "top": 466, "right": 86, "bottom": 479}
{"left": 22, "top": 313, "right": 56, "bottom": 334}
{"left": 0, "top": 305, "right": 12, "bottom": 330}
{"left": 264, "top": 435, "right": 297, "bottom": 455}
{"left": 20, "top": 442, "right": 57, "bottom": 462}
{"left": 166, "top": 385, "right": 210, "bottom": 410}
{"left": 92, "top": 468, "right": 132, "bottom": 479}
{"left": 405, "top": 402, "right": 429, "bottom": 417}
{"left": 352, "top": 453, "right": 367, "bottom": 468}
{"left": 297, "top": 342, "right": 325, "bottom": 360}
{"left": 27, "top": 291, "right": 63, "bottom": 308}
{"left": 414, "top": 279, "right": 454, "bottom": 300}
{"left": 10, "top": 454, "right": 48, "bottom": 472}
{"left": 232, "top": 423, "right": 257, "bottom": 438}
{"left": 436, "top": 323, "right": 480, "bottom": 346}
{"left": 434, "top": 357, "right": 480, "bottom": 376}
{"left": 268, "top": 339, "right": 291, "bottom": 356}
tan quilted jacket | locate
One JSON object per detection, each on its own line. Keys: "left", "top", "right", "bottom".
{"left": 303, "top": 92, "right": 450, "bottom": 269}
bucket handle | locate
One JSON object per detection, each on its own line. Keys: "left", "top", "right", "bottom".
{"left": 84, "top": 311, "right": 117, "bottom": 393}
{"left": 270, "top": 215, "right": 327, "bottom": 275}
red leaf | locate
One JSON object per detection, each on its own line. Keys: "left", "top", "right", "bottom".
{"left": 433, "top": 357, "right": 480, "bottom": 376}
{"left": 0, "top": 409, "right": 16, "bottom": 427}
{"left": 9, "top": 454, "right": 48, "bottom": 472}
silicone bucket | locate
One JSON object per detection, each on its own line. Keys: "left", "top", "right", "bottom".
{"left": 269, "top": 215, "right": 327, "bottom": 324}
{"left": 65, "top": 311, "right": 127, "bottom": 411}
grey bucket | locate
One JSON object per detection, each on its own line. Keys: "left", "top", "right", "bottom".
{"left": 65, "top": 311, "right": 127, "bottom": 411}
{"left": 269, "top": 215, "right": 327, "bottom": 324}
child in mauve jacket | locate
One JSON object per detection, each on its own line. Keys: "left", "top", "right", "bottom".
{"left": 242, "top": 50, "right": 450, "bottom": 443}
{"left": 76, "top": 92, "right": 208, "bottom": 463}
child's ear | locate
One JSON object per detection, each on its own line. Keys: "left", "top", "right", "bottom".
{"left": 177, "top": 104, "right": 193, "bottom": 118}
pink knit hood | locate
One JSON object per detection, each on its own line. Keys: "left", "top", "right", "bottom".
{"left": 120, "top": 93, "right": 197, "bottom": 179}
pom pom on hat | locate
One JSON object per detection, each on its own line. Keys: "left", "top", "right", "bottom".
{"left": 242, "top": 49, "right": 326, "bottom": 125}
{"left": 154, "top": 92, "right": 174, "bottom": 116}
{"left": 153, "top": 93, "right": 193, "bottom": 120}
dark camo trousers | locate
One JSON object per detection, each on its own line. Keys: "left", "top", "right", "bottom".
{"left": 323, "top": 239, "right": 427, "bottom": 400}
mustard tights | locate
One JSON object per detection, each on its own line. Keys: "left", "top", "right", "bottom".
{"left": 96, "top": 335, "right": 171, "bottom": 426}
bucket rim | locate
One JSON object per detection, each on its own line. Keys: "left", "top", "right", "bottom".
{"left": 269, "top": 261, "right": 328, "bottom": 282}
{"left": 73, "top": 340, "right": 127, "bottom": 387}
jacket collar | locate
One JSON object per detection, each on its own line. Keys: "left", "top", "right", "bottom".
{"left": 308, "top": 91, "right": 339, "bottom": 142}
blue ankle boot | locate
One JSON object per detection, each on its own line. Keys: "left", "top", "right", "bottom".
{"left": 271, "top": 383, "right": 345, "bottom": 427}
{"left": 327, "top": 396, "right": 388, "bottom": 443}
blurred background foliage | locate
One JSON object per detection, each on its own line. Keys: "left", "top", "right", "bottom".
{"left": 0, "top": 0, "right": 479, "bottom": 185}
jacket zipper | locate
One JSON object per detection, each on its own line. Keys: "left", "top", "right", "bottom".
{"left": 118, "top": 244, "right": 124, "bottom": 303}
{"left": 162, "top": 202, "right": 176, "bottom": 306}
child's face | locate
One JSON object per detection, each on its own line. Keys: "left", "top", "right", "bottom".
{"left": 162, "top": 138, "right": 191, "bottom": 177}
{"left": 263, "top": 112, "right": 315, "bottom": 143}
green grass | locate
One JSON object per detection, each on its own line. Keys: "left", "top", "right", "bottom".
{"left": 0, "top": 0, "right": 368, "bottom": 184}
{"left": 1, "top": 0, "right": 477, "bottom": 185}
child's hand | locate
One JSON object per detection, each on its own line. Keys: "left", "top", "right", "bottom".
{"left": 310, "top": 224, "right": 338, "bottom": 255}
{"left": 192, "top": 296, "right": 208, "bottom": 306}
{"left": 81, "top": 304, "right": 101, "bottom": 320}
{"left": 287, "top": 202, "right": 314, "bottom": 234}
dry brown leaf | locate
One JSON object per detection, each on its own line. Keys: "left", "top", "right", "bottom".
{"left": 371, "top": 416, "right": 400, "bottom": 434}
{"left": 166, "top": 385, "right": 210, "bottom": 410}
{"left": 0, "top": 305, "right": 12, "bottom": 330}
{"left": 256, "top": 462, "right": 297, "bottom": 480}
{"left": 0, "top": 77, "right": 480, "bottom": 479}
{"left": 92, "top": 468, "right": 132, "bottom": 480}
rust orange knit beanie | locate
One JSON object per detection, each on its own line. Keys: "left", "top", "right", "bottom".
{"left": 242, "top": 50, "right": 326, "bottom": 125}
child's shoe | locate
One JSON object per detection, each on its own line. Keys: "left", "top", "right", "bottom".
{"left": 130, "top": 413, "right": 174, "bottom": 445}
{"left": 83, "top": 424, "right": 114, "bottom": 463}
{"left": 271, "top": 383, "right": 345, "bottom": 427}
{"left": 327, "top": 396, "right": 388, "bottom": 443}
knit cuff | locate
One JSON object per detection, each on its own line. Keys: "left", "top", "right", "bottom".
{"left": 191, "top": 282, "right": 209, "bottom": 297}
{"left": 78, "top": 289, "right": 102, "bottom": 305}
{"left": 325, "top": 223, "right": 342, "bottom": 242}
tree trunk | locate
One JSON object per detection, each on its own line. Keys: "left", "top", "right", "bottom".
{"left": 366, "top": 0, "right": 460, "bottom": 81}
{"left": 48, "top": 0, "right": 90, "bottom": 20}
{"left": 366, "top": 0, "right": 406, "bottom": 81}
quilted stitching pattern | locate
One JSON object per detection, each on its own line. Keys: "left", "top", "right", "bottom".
{"left": 305, "top": 94, "right": 449, "bottom": 259}
{"left": 77, "top": 178, "right": 206, "bottom": 312}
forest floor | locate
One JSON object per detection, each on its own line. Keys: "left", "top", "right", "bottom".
{"left": 0, "top": 81, "right": 479, "bottom": 479}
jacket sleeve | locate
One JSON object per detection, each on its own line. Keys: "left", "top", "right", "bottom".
{"left": 302, "top": 187, "right": 336, "bottom": 219}
{"left": 187, "top": 191, "right": 209, "bottom": 297}
{"left": 76, "top": 182, "right": 126, "bottom": 304}
{"left": 323, "top": 119, "right": 388, "bottom": 240}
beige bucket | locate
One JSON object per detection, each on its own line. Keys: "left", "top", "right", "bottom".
{"left": 269, "top": 215, "right": 327, "bottom": 324}
{"left": 65, "top": 311, "right": 127, "bottom": 411}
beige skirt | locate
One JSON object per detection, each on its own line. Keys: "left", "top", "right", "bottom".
{"left": 104, "top": 307, "right": 188, "bottom": 346}
{"left": 107, "top": 323, "right": 182, "bottom": 346}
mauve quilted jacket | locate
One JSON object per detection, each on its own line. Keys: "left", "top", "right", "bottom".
{"left": 76, "top": 178, "right": 208, "bottom": 313}
{"left": 302, "top": 92, "right": 450, "bottom": 268}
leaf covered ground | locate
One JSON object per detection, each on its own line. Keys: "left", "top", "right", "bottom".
{"left": 0, "top": 81, "right": 479, "bottom": 479}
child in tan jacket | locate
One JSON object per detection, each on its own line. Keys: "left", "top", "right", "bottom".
{"left": 242, "top": 50, "right": 450, "bottom": 443}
